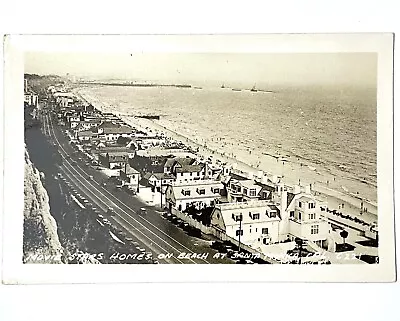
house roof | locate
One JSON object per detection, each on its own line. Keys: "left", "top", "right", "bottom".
{"left": 94, "top": 146, "right": 133, "bottom": 154}
{"left": 240, "top": 180, "right": 259, "bottom": 189}
{"left": 150, "top": 173, "right": 176, "bottom": 180}
{"left": 229, "top": 173, "right": 251, "bottom": 181}
{"left": 170, "top": 181, "right": 224, "bottom": 201}
{"left": 123, "top": 163, "right": 139, "bottom": 175}
{"left": 53, "top": 92, "right": 74, "bottom": 98}
{"left": 176, "top": 164, "right": 204, "bottom": 173}
{"left": 106, "top": 151, "right": 128, "bottom": 157}
{"left": 216, "top": 200, "right": 281, "bottom": 226}
{"left": 77, "top": 130, "right": 93, "bottom": 137}
{"left": 297, "top": 195, "right": 315, "bottom": 203}
{"left": 175, "top": 157, "right": 196, "bottom": 166}
{"left": 103, "top": 126, "right": 133, "bottom": 135}
{"left": 164, "top": 158, "right": 176, "bottom": 168}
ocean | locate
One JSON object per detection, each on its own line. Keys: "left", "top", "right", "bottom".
{"left": 78, "top": 84, "right": 377, "bottom": 203}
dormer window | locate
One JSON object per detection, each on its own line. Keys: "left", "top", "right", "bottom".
{"left": 182, "top": 189, "right": 191, "bottom": 196}
{"left": 197, "top": 188, "right": 205, "bottom": 195}
{"left": 252, "top": 213, "right": 260, "bottom": 220}
{"left": 234, "top": 214, "right": 243, "bottom": 222}
{"left": 249, "top": 189, "right": 257, "bottom": 197}
{"left": 211, "top": 187, "right": 220, "bottom": 194}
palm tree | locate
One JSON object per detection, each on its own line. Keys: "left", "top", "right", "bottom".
{"left": 340, "top": 230, "right": 349, "bottom": 244}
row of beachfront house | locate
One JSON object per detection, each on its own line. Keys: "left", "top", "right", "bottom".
{"left": 50, "top": 87, "right": 333, "bottom": 256}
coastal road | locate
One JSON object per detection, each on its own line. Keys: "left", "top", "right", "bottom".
{"left": 45, "top": 112, "right": 233, "bottom": 264}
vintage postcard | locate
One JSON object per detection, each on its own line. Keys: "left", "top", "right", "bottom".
{"left": 1, "top": 34, "right": 395, "bottom": 283}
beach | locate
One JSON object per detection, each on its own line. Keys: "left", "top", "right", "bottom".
{"left": 75, "top": 86, "right": 378, "bottom": 224}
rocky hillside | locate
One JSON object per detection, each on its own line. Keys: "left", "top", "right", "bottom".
{"left": 23, "top": 148, "right": 64, "bottom": 263}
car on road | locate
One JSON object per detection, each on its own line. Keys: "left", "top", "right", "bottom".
{"left": 87, "top": 175, "right": 94, "bottom": 180}
{"left": 107, "top": 208, "right": 115, "bottom": 216}
{"left": 102, "top": 218, "right": 111, "bottom": 226}
{"left": 140, "top": 208, "right": 147, "bottom": 216}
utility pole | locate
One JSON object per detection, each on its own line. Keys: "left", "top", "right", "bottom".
{"left": 160, "top": 179, "right": 163, "bottom": 209}
{"left": 238, "top": 215, "right": 242, "bottom": 252}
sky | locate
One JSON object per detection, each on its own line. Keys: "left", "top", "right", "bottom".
{"left": 24, "top": 52, "right": 377, "bottom": 88}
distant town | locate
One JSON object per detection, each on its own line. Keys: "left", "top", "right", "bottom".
{"left": 23, "top": 74, "right": 379, "bottom": 265}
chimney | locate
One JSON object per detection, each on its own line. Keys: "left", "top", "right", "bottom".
{"left": 280, "top": 186, "right": 288, "bottom": 215}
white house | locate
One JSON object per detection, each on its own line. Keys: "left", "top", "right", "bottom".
{"left": 175, "top": 164, "right": 206, "bottom": 183}
{"left": 147, "top": 173, "right": 176, "bottom": 192}
{"left": 210, "top": 200, "right": 282, "bottom": 247}
{"left": 165, "top": 180, "right": 223, "bottom": 212}
{"left": 120, "top": 163, "right": 140, "bottom": 190}
{"left": 24, "top": 92, "right": 39, "bottom": 107}
{"left": 226, "top": 172, "right": 276, "bottom": 202}
{"left": 98, "top": 151, "right": 128, "bottom": 169}
{"left": 77, "top": 130, "right": 94, "bottom": 141}
{"left": 94, "top": 121, "right": 133, "bottom": 142}
{"left": 272, "top": 183, "right": 332, "bottom": 247}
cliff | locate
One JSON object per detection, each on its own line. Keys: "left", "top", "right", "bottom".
{"left": 23, "top": 148, "right": 64, "bottom": 263}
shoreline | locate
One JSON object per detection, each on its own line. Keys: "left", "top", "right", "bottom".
{"left": 75, "top": 88, "right": 378, "bottom": 223}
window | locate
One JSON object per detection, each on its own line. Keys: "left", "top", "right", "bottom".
{"left": 311, "top": 225, "right": 319, "bottom": 234}
{"left": 197, "top": 172, "right": 200, "bottom": 176}
{"left": 299, "top": 201, "right": 302, "bottom": 208}
{"left": 237, "top": 186, "right": 241, "bottom": 193}
{"left": 180, "top": 173, "right": 183, "bottom": 177}
{"left": 184, "top": 190, "right": 191, "bottom": 196}
{"left": 252, "top": 213, "right": 260, "bottom": 220}
{"left": 249, "top": 189, "right": 257, "bottom": 197}
{"left": 216, "top": 213, "right": 219, "bottom": 219}
{"left": 190, "top": 172, "right": 192, "bottom": 176}
{"left": 308, "top": 213, "right": 316, "bottom": 220}
{"left": 234, "top": 214, "right": 243, "bottom": 222}
{"left": 212, "top": 187, "right": 220, "bottom": 194}
{"left": 270, "top": 211, "right": 277, "bottom": 218}
{"left": 309, "top": 202, "right": 316, "bottom": 209}
{"left": 197, "top": 188, "right": 205, "bottom": 195}
{"left": 256, "top": 228, "right": 258, "bottom": 232}
{"left": 235, "top": 229, "right": 243, "bottom": 237}
{"left": 299, "top": 212, "right": 302, "bottom": 220}
{"left": 290, "top": 211, "right": 295, "bottom": 218}
{"left": 243, "top": 188, "right": 248, "bottom": 195}
{"left": 262, "top": 228, "right": 269, "bottom": 235}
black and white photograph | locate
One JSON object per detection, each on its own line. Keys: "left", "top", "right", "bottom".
{"left": 2, "top": 34, "right": 395, "bottom": 283}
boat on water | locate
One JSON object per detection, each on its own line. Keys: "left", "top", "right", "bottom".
{"left": 250, "top": 84, "right": 257, "bottom": 92}
{"left": 232, "top": 88, "right": 242, "bottom": 92}
{"left": 221, "top": 83, "right": 225, "bottom": 89}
